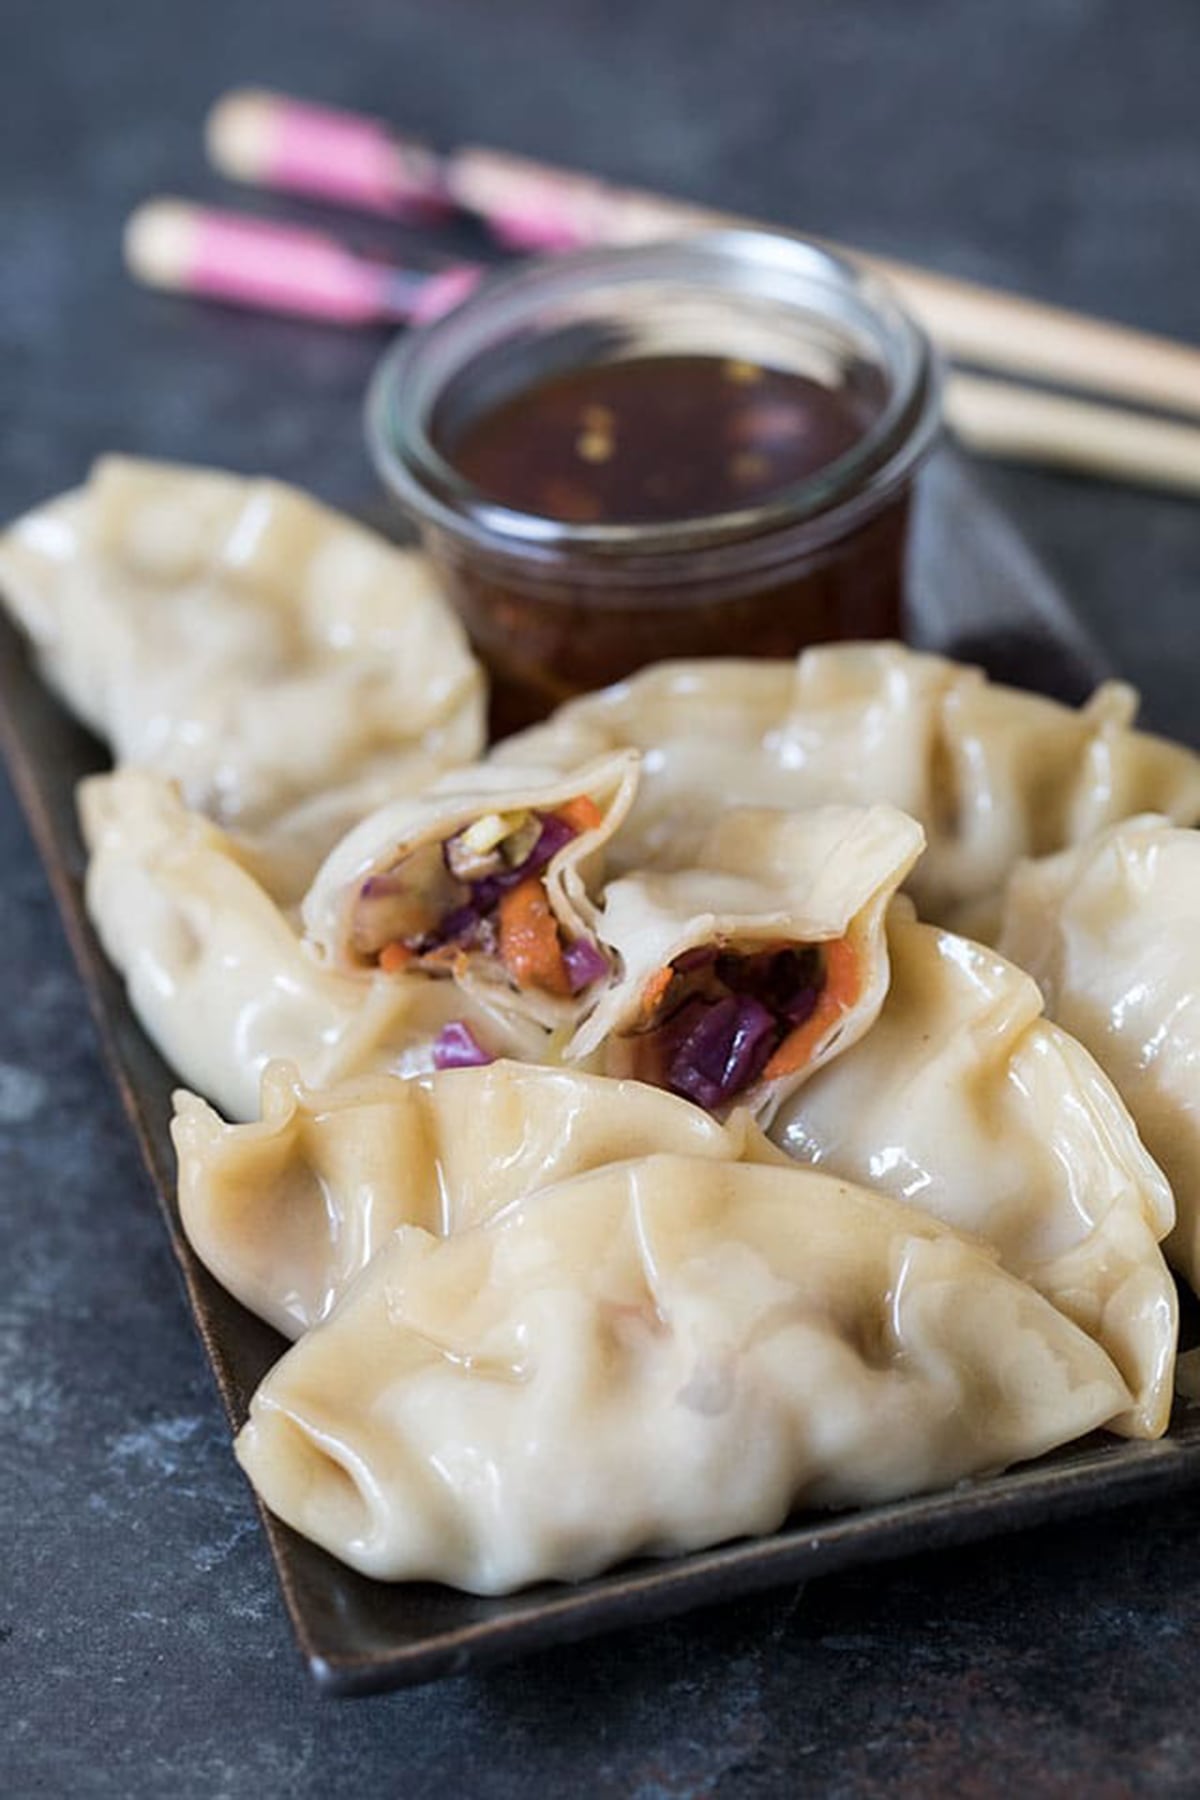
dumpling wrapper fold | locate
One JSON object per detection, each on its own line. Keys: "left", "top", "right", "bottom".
{"left": 236, "top": 1154, "right": 1130, "bottom": 1593}
{"left": 774, "top": 902, "right": 1177, "bottom": 1438}
{"left": 0, "top": 457, "right": 485, "bottom": 892}
{"left": 81, "top": 770, "right": 544, "bottom": 1120}
{"left": 302, "top": 752, "right": 639, "bottom": 1033}
{"left": 172, "top": 1059, "right": 782, "bottom": 1339}
{"left": 999, "top": 815, "right": 1200, "bottom": 1296}
{"left": 496, "top": 641, "right": 1200, "bottom": 928}
{"left": 572, "top": 803, "right": 925, "bottom": 1122}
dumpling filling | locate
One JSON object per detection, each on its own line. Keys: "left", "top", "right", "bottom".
{"left": 628, "top": 940, "right": 861, "bottom": 1110}
{"left": 351, "top": 798, "right": 611, "bottom": 999}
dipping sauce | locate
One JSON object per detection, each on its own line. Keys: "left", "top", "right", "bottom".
{"left": 368, "top": 230, "right": 941, "bottom": 735}
{"left": 449, "top": 355, "right": 883, "bottom": 526}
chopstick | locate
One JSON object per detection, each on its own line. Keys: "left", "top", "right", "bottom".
{"left": 437, "top": 140, "right": 1200, "bottom": 426}
{"left": 205, "top": 92, "right": 1200, "bottom": 429}
{"left": 123, "top": 199, "right": 481, "bottom": 326}
{"left": 946, "top": 375, "right": 1200, "bottom": 498}
{"left": 151, "top": 89, "right": 1200, "bottom": 498}
{"left": 125, "top": 196, "right": 1200, "bottom": 500}
{"left": 448, "top": 153, "right": 1200, "bottom": 494}
{"left": 857, "top": 259, "right": 1200, "bottom": 424}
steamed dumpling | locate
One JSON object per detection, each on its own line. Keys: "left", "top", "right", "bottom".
{"left": 496, "top": 641, "right": 1200, "bottom": 927}
{"left": 0, "top": 457, "right": 485, "bottom": 886}
{"left": 774, "top": 903, "right": 1176, "bottom": 1437}
{"left": 172, "top": 1060, "right": 782, "bottom": 1338}
{"left": 301, "top": 752, "right": 639, "bottom": 1034}
{"left": 999, "top": 816, "right": 1200, "bottom": 1295}
{"left": 80, "top": 770, "right": 545, "bottom": 1119}
{"left": 236, "top": 1154, "right": 1130, "bottom": 1592}
{"left": 572, "top": 804, "right": 924, "bottom": 1121}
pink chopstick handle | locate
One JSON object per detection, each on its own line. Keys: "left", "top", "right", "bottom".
{"left": 208, "top": 90, "right": 451, "bottom": 221}
{"left": 264, "top": 97, "right": 450, "bottom": 220}
{"left": 446, "top": 147, "right": 715, "bottom": 252}
{"left": 408, "top": 263, "right": 485, "bottom": 324}
{"left": 126, "top": 200, "right": 484, "bottom": 328}
{"left": 187, "top": 212, "right": 395, "bottom": 323}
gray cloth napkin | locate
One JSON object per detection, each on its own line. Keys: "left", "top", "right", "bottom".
{"left": 910, "top": 447, "right": 1110, "bottom": 701}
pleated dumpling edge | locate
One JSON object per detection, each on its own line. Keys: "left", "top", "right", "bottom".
{"left": 172, "top": 1057, "right": 785, "bottom": 1340}
{"left": 234, "top": 1154, "right": 1131, "bottom": 1594}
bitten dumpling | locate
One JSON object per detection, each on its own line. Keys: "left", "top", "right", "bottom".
{"left": 572, "top": 804, "right": 924, "bottom": 1122}
{"left": 172, "top": 1060, "right": 783, "bottom": 1338}
{"left": 80, "top": 770, "right": 546, "bottom": 1119}
{"left": 0, "top": 458, "right": 485, "bottom": 887}
{"left": 235, "top": 1155, "right": 1130, "bottom": 1593}
{"left": 999, "top": 816, "right": 1200, "bottom": 1296}
{"left": 496, "top": 641, "right": 1200, "bottom": 927}
{"left": 774, "top": 902, "right": 1176, "bottom": 1437}
{"left": 301, "top": 753, "right": 638, "bottom": 1034}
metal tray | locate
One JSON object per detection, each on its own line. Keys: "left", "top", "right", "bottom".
{"left": 5, "top": 460, "right": 1200, "bottom": 1696}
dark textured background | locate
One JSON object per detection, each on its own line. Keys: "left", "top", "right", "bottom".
{"left": 4, "top": 1, "right": 1200, "bottom": 1792}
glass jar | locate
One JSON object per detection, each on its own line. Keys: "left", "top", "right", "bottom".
{"left": 367, "top": 229, "right": 942, "bottom": 734}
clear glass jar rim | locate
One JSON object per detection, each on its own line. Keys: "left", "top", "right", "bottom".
{"left": 366, "top": 228, "right": 942, "bottom": 577}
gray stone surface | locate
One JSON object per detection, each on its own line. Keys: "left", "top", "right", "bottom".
{"left": 4, "top": 0, "right": 1200, "bottom": 1792}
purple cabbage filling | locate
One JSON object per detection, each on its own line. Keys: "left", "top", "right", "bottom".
{"left": 444, "top": 811, "right": 577, "bottom": 912}
{"left": 432, "top": 1020, "right": 494, "bottom": 1070}
{"left": 373, "top": 806, "right": 616, "bottom": 1002}
{"left": 426, "top": 901, "right": 484, "bottom": 948}
{"left": 359, "top": 872, "right": 407, "bottom": 900}
{"left": 651, "top": 944, "right": 826, "bottom": 1109}
{"left": 715, "top": 946, "right": 822, "bottom": 1024}
{"left": 671, "top": 944, "right": 719, "bottom": 976}
{"left": 562, "top": 935, "right": 610, "bottom": 994}
{"left": 667, "top": 995, "right": 777, "bottom": 1110}
{"left": 415, "top": 811, "right": 583, "bottom": 953}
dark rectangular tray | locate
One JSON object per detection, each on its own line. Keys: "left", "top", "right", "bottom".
{"left": 6, "top": 460, "right": 1200, "bottom": 1696}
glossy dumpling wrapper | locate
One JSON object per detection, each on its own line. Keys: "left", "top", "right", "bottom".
{"left": 173, "top": 1059, "right": 783, "bottom": 1339}
{"left": 921, "top": 674, "right": 1200, "bottom": 943}
{"left": 80, "top": 770, "right": 544, "bottom": 1121}
{"left": 572, "top": 804, "right": 924, "bottom": 1122}
{"left": 496, "top": 641, "right": 944, "bottom": 837}
{"left": 301, "top": 752, "right": 639, "bottom": 1033}
{"left": 998, "top": 816, "right": 1200, "bottom": 1295}
{"left": 774, "top": 902, "right": 1176, "bottom": 1438}
{"left": 229, "top": 759, "right": 466, "bottom": 913}
{"left": 236, "top": 1154, "right": 1130, "bottom": 1593}
{"left": 495, "top": 641, "right": 1200, "bottom": 924}
{"left": 0, "top": 458, "right": 485, "bottom": 861}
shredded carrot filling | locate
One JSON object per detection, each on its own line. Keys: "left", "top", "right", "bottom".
{"left": 378, "top": 941, "right": 415, "bottom": 974}
{"left": 762, "top": 937, "right": 860, "bottom": 1079}
{"left": 554, "top": 794, "right": 604, "bottom": 834}
{"left": 365, "top": 797, "right": 612, "bottom": 997}
{"left": 497, "top": 877, "right": 572, "bottom": 996}
{"left": 638, "top": 965, "right": 675, "bottom": 1024}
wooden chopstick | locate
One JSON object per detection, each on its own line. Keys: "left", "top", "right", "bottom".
{"left": 199, "top": 97, "right": 1200, "bottom": 496}
{"left": 945, "top": 373, "right": 1200, "bottom": 498}
{"left": 833, "top": 253, "right": 1200, "bottom": 425}
{"left": 443, "top": 143, "right": 1200, "bottom": 426}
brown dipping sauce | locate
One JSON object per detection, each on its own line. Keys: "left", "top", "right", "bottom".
{"left": 370, "top": 231, "right": 939, "bottom": 736}
{"left": 450, "top": 354, "right": 880, "bottom": 525}
{"left": 427, "top": 352, "right": 915, "bottom": 736}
